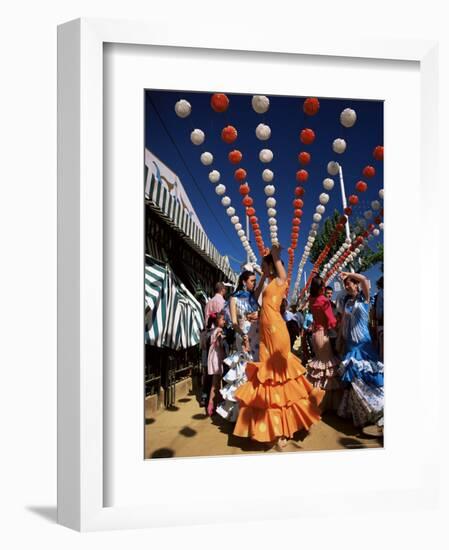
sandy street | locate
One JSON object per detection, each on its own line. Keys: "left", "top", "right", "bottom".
{"left": 145, "top": 389, "right": 382, "bottom": 459}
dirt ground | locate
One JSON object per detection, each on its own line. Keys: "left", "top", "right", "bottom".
{"left": 145, "top": 389, "right": 383, "bottom": 459}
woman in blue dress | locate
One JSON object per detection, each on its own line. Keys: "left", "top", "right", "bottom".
{"left": 337, "top": 272, "right": 384, "bottom": 428}
{"left": 216, "top": 270, "right": 263, "bottom": 422}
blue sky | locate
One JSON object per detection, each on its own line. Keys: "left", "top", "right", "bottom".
{"left": 145, "top": 90, "right": 384, "bottom": 292}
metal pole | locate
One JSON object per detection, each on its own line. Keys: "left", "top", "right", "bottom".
{"left": 338, "top": 164, "right": 354, "bottom": 273}
{"left": 338, "top": 164, "right": 351, "bottom": 242}
{"left": 246, "top": 214, "right": 250, "bottom": 264}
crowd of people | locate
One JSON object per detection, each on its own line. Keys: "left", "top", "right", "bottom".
{"left": 198, "top": 245, "right": 384, "bottom": 450}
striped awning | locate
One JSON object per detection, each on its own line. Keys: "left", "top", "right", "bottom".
{"left": 145, "top": 165, "right": 237, "bottom": 283}
{"left": 145, "top": 255, "right": 204, "bottom": 350}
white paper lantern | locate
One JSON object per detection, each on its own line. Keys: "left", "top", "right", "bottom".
{"left": 267, "top": 208, "right": 277, "bottom": 217}
{"left": 237, "top": 229, "right": 245, "bottom": 237}
{"left": 235, "top": 223, "right": 242, "bottom": 231}
{"left": 327, "top": 161, "right": 340, "bottom": 176}
{"left": 373, "top": 228, "right": 380, "bottom": 237}
{"left": 379, "top": 189, "right": 384, "bottom": 199}
{"left": 340, "top": 108, "right": 357, "bottom": 128}
{"left": 336, "top": 251, "right": 342, "bottom": 257}
{"left": 174, "top": 99, "right": 192, "bottom": 118}
{"left": 240, "top": 235, "right": 247, "bottom": 242}
{"left": 266, "top": 197, "right": 276, "bottom": 208}
{"left": 332, "top": 138, "right": 347, "bottom": 154}
{"left": 311, "top": 223, "right": 319, "bottom": 230}
{"left": 215, "top": 184, "right": 226, "bottom": 195}
{"left": 355, "top": 247, "right": 361, "bottom": 254}
{"left": 256, "top": 123, "right": 271, "bottom": 141}
{"left": 200, "top": 152, "right": 213, "bottom": 165}
{"left": 323, "top": 178, "right": 335, "bottom": 191}
{"left": 264, "top": 185, "right": 275, "bottom": 196}
{"left": 319, "top": 193, "right": 330, "bottom": 205}
{"left": 313, "top": 213, "right": 322, "bottom": 223}
{"left": 309, "top": 230, "right": 317, "bottom": 237}
{"left": 226, "top": 206, "right": 236, "bottom": 217}
{"left": 252, "top": 95, "right": 270, "bottom": 114}
{"left": 364, "top": 210, "right": 373, "bottom": 220}
{"left": 221, "top": 196, "right": 231, "bottom": 207}
{"left": 230, "top": 216, "right": 239, "bottom": 225}
{"left": 191, "top": 129, "right": 205, "bottom": 145}
{"left": 379, "top": 223, "right": 384, "bottom": 231}
{"left": 208, "top": 170, "right": 220, "bottom": 183}
{"left": 270, "top": 225, "right": 278, "bottom": 233}
{"left": 371, "top": 200, "right": 381, "bottom": 211}
{"left": 316, "top": 205, "right": 326, "bottom": 214}
{"left": 343, "top": 243, "right": 350, "bottom": 250}
{"left": 259, "top": 149, "right": 273, "bottom": 163}
{"left": 262, "top": 169, "right": 274, "bottom": 182}
{"left": 268, "top": 217, "right": 277, "bottom": 225}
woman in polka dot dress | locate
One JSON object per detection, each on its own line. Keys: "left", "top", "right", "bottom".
{"left": 233, "top": 246, "right": 324, "bottom": 449}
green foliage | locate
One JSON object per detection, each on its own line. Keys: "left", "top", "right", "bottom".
{"left": 309, "top": 212, "right": 383, "bottom": 274}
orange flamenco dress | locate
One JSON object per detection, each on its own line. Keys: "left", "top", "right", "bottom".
{"left": 233, "top": 279, "right": 324, "bottom": 443}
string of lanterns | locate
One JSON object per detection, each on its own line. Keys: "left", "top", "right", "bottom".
{"left": 292, "top": 105, "right": 356, "bottom": 302}
{"left": 175, "top": 95, "right": 259, "bottom": 264}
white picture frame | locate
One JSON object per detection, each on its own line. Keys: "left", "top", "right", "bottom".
{"left": 57, "top": 17, "right": 440, "bottom": 531}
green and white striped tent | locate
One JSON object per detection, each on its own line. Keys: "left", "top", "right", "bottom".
{"left": 145, "top": 150, "right": 237, "bottom": 284}
{"left": 145, "top": 255, "right": 204, "bottom": 349}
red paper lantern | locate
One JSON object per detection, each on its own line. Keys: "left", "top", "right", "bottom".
{"left": 211, "top": 93, "right": 229, "bottom": 112}
{"left": 235, "top": 168, "right": 247, "bottom": 182}
{"left": 303, "top": 97, "right": 320, "bottom": 116}
{"left": 300, "top": 128, "right": 315, "bottom": 145}
{"left": 355, "top": 180, "right": 368, "bottom": 193}
{"left": 374, "top": 216, "right": 382, "bottom": 225}
{"left": 291, "top": 243, "right": 297, "bottom": 249}
{"left": 246, "top": 207, "right": 255, "bottom": 216}
{"left": 249, "top": 215, "right": 258, "bottom": 224}
{"left": 242, "top": 196, "right": 253, "bottom": 207}
{"left": 363, "top": 165, "right": 376, "bottom": 179}
{"left": 292, "top": 227, "right": 299, "bottom": 234}
{"left": 293, "top": 199, "right": 304, "bottom": 208}
{"left": 349, "top": 195, "right": 359, "bottom": 205}
{"left": 296, "top": 169, "right": 309, "bottom": 182}
{"left": 344, "top": 206, "right": 352, "bottom": 215}
{"left": 254, "top": 229, "right": 262, "bottom": 236}
{"left": 221, "top": 125, "right": 238, "bottom": 144}
{"left": 294, "top": 208, "right": 303, "bottom": 218}
{"left": 339, "top": 215, "right": 348, "bottom": 225}
{"left": 228, "top": 149, "right": 242, "bottom": 164}
{"left": 298, "top": 151, "right": 311, "bottom": 165}
{"left": 239, "top": 183, "right": 250, "bottom": 195}
{"left": 252, "top": 223, "right": 260, "bottom": 230}
{"left": 288, "top": 247, "right": 294, "bottom": 255}
{"left": 292, "top": 218, "right": 300, "bottom": 226}
{"left": 373, "top": 145, "right": 384, "bottom": 161}
{"left": 356, "top": 236, "right": 364, "bottom": 245}
{"left": 294, "top": 186, "right": 305, "bottom": 197}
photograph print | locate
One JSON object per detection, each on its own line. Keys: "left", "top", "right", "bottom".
{"left": 144, "top": 90, "right": 384, "bottom": 459}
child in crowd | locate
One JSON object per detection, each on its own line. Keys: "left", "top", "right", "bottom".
{"left": 207, "top": 312, "right": 226, "bottom": 416}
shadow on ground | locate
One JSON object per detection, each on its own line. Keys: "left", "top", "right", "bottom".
{"left": 151, "top": 448, "right": 175, "bottom": 458}
{"left": 321, "top": 411, "right": 363, "bottom": 437}
{"left": 26, "top": 506, "right": 57, "bottom": 523}
{"left": 211, "top": 414, "right": 271, "bottom": 453}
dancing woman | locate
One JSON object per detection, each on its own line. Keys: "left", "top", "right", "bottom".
{"left": 216, "top": 271, "right": 262, "bottom": 422}
{"left": 233, "top": 246, "right": 324, "bottom": 449}
{"left": 337, "top": 272, "right": 384, "bottom": 427}
{"left": 307, "top": 275, "right": 343, "bottom": 412}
